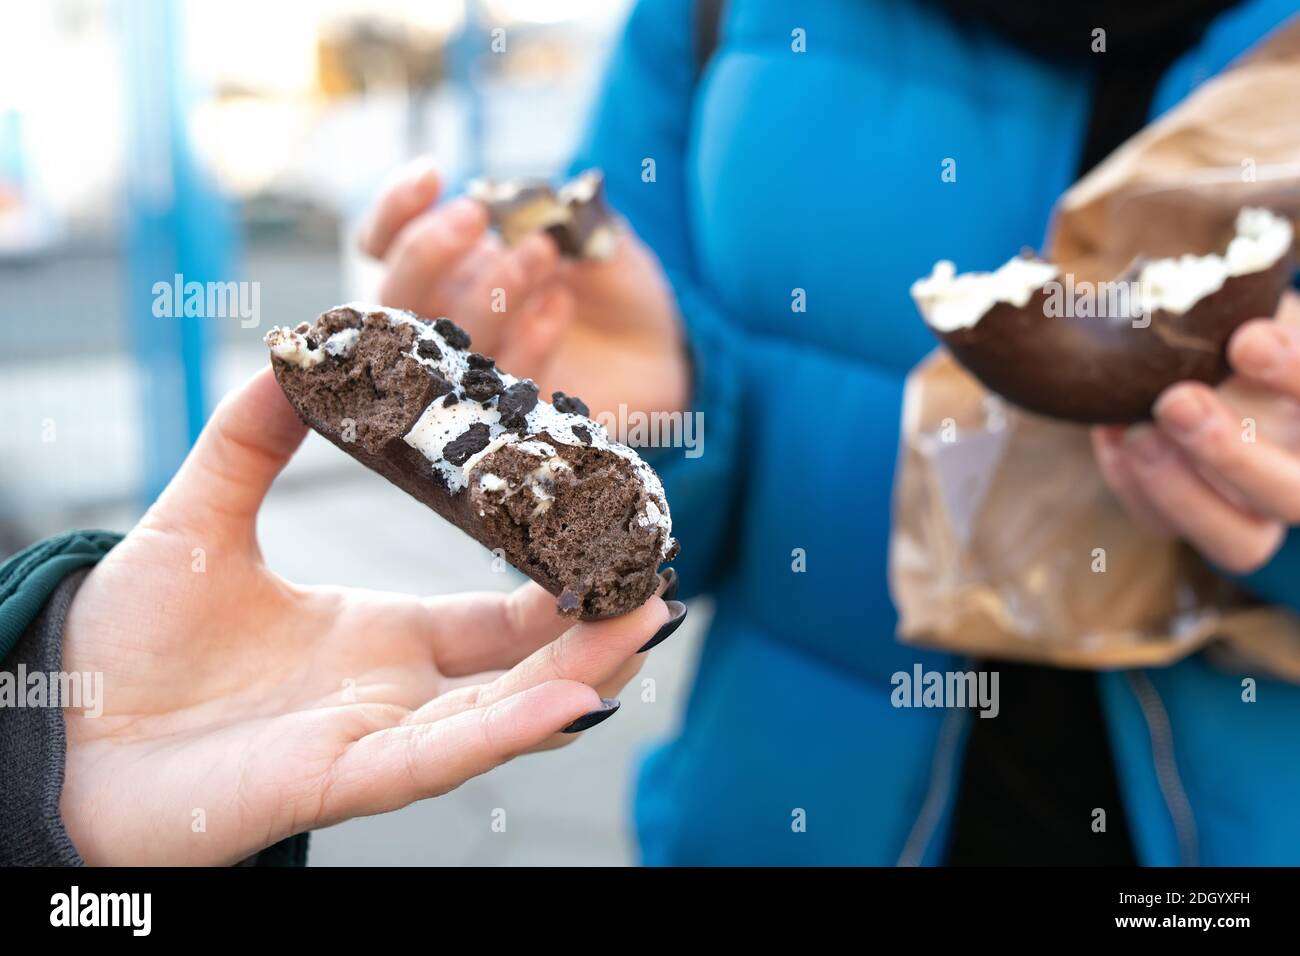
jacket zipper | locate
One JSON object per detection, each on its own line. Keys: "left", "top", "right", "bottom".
{"left": 896, "top": 705, "right": 966, "bottom": 867}
{"left": 1126, "top": 670, "right": 1199, "bottom": 866}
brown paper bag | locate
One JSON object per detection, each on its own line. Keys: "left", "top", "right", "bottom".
{"left": 889, "top": 15, "right": 1300, "bottom": 679}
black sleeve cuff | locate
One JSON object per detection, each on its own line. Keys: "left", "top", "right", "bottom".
{"left": 0, "top": 569, "right": 88, "bottom": 864}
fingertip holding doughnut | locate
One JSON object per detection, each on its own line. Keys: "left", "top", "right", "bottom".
{"left": 1153, "top": 383, "right": 1216, "bottom": 439}
{"left": 1228, "top": 317, "right": 1295, "bottom": 380}
{"left": 637, "top": 600, "right": 687, "bottom": 654}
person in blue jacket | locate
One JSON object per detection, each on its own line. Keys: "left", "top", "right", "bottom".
{"left": 363, "top": 0, "right": 1300, "bottom": 866}
{"left": 5, "top": 0, "right": 1298, "bottom": 866}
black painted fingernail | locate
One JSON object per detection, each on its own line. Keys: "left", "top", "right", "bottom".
{"left": 658, "top": 567, "right": 679, "bottom": 602}
{"left": 562, "top": 698, "right": 620, "bottom": 734}
{"left": 638, "top": 600, "right": 687, "bottom": 653}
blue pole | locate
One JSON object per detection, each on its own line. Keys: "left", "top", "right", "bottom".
{"left": 119, "top": 0, "right": 235, "bottom": 505}
{"left": 450, "top": 0, "right": 487, "bottom": 179}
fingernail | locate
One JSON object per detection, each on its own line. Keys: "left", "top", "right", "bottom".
{"left": 562, "top": 698, "right": 620, "bottom": 734}
{"left": 1124, "top": 426, "right": 1169, "bottom": 466}
{"left": 1154, "top": 388, "right": 1211, "bottom": 437}
{"left": 1232, "top": 325, "right": 1290, "bottom": 378}
{"left": 443, "top": 197, "right": 484, "bottom": 236}
{"left": 658, "top": 567, "right": 678, "bottom": 602}
{"left": 638, "top": 600, "right": 687, "bottom": 654}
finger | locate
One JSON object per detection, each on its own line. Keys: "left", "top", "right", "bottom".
{"left": 149, "top": 367, "right": 307, "bottom": 537}
{"left": 1122, "top": 425, "right": 1285, "bottom": 574}
{"left": 1226, "top": 317, "right": 1300, "bottom": 401}
{"left": 1153, "top": 382, "right": 1300, "bottom": 523}
{"left": 474, "top": 596, "right": 671, "bottom": 704}
{"left": 1091, "top": 426, "right": 1175, "bottom": 536}
{"left": 358, "top": 157, "right": 442, "bottom": 259}
{"left": 377, "top": 198, "right": 489, "bottom": 312}
{"left": 494, "top": 281, "right": 575, "bottom": 379}
{"left": 422, "top": 570, "right": 674, "bottom": 677}
{"left": 525, "top": 655, "right": 646, "bottom": 754}
{"left": 594, "top": 653, "right": 645, "bottom": 702}
{"left": 457, "top": 232, "right": 560, "bottom": 325}
{"left": 423, "top": 581, "right": 575, "bottom": 677}
{"left": 407, "top": 596, "right": 675, "bottom": 727}
{"left": 435, "top": 623, "right": 648, "bottom": 706}
{"left": 318, "top": 679, "right": 604, "bottom": 823}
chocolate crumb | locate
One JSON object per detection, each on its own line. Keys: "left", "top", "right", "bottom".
{"left": 434, "top": 318, "right": 471, "bottom": 350}
{"left": 467, "top": 352, "right": 495, "bottom": 370}
{"left": 305, "top": 336, "right": 319, "bottom": 351}
{"left": 443, "top": 392, "right": 459, "bottom": 406}
{"left": 443, "top": 422, "right": 493, "bottom": 466}
{"left": 417, "top": 339, "right": 442, "bottom": 361}
{"left": 426, "top": 371, "right": 453, "bottom": 397}
{"left": 463, "top": 368, "right": 503, "bottom": 401}
{"left": 552, "top": 391, "right": 590, "bottom": 417}
{"left": 321, "top": 306, "right": 362, "bottom": 329}
{"left": 570, "top": 423, "right": 592, "bottom": 446}
{"left": 498, "top": 380, "right": 540, "bottom": 431}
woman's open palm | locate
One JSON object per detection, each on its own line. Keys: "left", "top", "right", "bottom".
{"left": 59, "top": 368, "right": 671, "bottom": 865}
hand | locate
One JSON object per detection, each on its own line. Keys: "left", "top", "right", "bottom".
{"left": 59, "top": 369, "right": 674, "bottom": 866}
{"left": 1093, "top": 291, "right": 1300, "bottom": 573}
{"left": 360, "top": 158, "right": 689, "bottom": 417}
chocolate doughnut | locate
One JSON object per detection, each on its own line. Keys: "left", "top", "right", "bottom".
{"left": 469, "top": 169, "right": 618, "bottom": 261}
{"left": 265, "top": 305, "right": 676, "bottom": 618}
{"left": 911, "top": 208, "right": 1296, "bottom": 424}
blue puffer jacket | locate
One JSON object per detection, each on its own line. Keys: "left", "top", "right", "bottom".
{"left": 572, "top": 0, "right": 1300, "bottom": 865}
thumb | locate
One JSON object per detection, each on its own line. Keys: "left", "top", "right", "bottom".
{"left": 149, "top": 367, "right": 307, "bottom": 541}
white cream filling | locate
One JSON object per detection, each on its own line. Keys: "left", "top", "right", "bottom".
{"left": 1135, "top": 207, "right": 1293, "bottom": 315}
{"left": 404, "top": 393, "right": 504, "bottom": 490}
{"left": 478, "top": 457, "right": 574, "bottom": 517}
{"left": 911, "top": 257, "right": 1060, "bottom": 332}
{"left": 265, "top": 327, "right": 324, "bottom": 367}
{"left": 912, "top": 207, "right": 1293, "bottom": 331}
{"left": 264, "top": 326, "right": 362, "bottom": 367}
{"left": 556, "top": 169, "right": 602, "bottom": 205}
{"left": 322, "top": 327, "right": 360, "bottom": 356}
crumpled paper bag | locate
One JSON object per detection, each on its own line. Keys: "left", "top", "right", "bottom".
{"left": 889, "top": 15, "right": 1300, "bottom": 680}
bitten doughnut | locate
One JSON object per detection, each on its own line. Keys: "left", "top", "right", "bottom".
{"left": 265, "top": 305, "right": 676, "bottom": 619}
{"left": 469, "top": 169, "right": 618, "bottom": 261}
{"left": 910, "top": 208, "right": 1296, "bottom": 424}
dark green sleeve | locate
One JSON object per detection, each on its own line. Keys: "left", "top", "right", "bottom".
{"left": 0, "top": 532, "right": 309, "bottom": 866}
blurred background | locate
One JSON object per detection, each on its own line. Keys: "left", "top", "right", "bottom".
{"left": 0, "top": 0, "right": 708, "bottom": 865}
